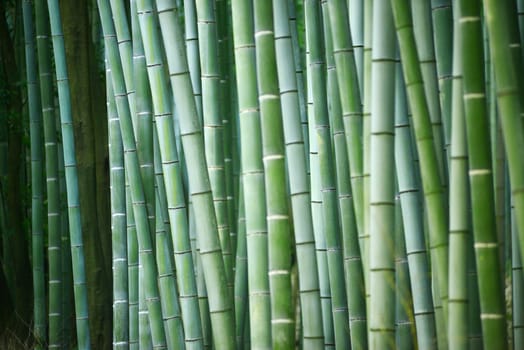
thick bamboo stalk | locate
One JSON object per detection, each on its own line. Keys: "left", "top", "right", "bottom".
{"left": 46, "top": 0, "right": 91, "bottom": 346}
{"left": 460, "top": 1, "right": 507, "bottom": 347}
{"left": 253, "top": 1, "right": 295, "bottom": 347}
{"left": 369, "top": 1, "right": 396, "bottom": 347}
{"left": 447, "top": 3, "right": 468, "bottom": 348}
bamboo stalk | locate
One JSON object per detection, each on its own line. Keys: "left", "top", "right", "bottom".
{"left": 46, "top": 0, "right": 91, "bottom": 346}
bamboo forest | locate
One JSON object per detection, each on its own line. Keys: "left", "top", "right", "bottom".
{"left": 1, "top": 0, "right": 524, "bottom": 348}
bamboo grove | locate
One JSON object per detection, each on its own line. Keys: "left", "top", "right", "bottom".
{"left": 1, "top": 0, "right": 524, "bottom": 348}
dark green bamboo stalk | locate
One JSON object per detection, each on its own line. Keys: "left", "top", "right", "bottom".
{"left": 230, "top": 0, "right": 271, "bottom": 347}
{"left": 390, "top": 0, "right": 449, "bottom": 334}
{"left": 483, "top": 0, "right": 524, "bottom": 291}
{"left": 184, "top": 0, "right": 203, "bottom": 120}
{"left": 234, "top": 181, "right": 248, "bottom": 347}
{"left": 107, "top": 68, "right": 129, "bottom": 350}
{"left": 98, "top": 0, "right": 167, "bottom": 347}
{"left": 369, "top": 1, "right": 396, "bottom": 347}
{"left": 273, "top": 0, "right": 324, "bottom": 347}
{"left": 513, "top": 208, "right": 524, "bottom": 349}
{"left": 460, "top": 1, "right": 507, "bottom": 347}
{"left": 22, "top": 1, "right": 45, "bottom": 347}
{"left": 153, "top": 0, "right": 236, "bottom": 347}
{"left": 46, "top": 0, "right": 91, "bottom": 347}
{"left": 322, "top": 2, "right": 367, "bottom": 346}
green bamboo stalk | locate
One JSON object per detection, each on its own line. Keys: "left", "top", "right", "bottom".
{"left": 483, "top": 0, "right": 524, "bottom": 292}
{"left": 322, "top": 2, "right": 367, "bottom": 346}
{"left": 98, "top": 0, "right": 167, "bottom": 347}
{"left": 273, "top": 0, "right": 324, "bottom": 347}
{"left": 130, "top": 0, "right": 156, "bottom": 242}
{"left": 326, "top": 0, "right": 365, "bottom": 258}
{"left": 35, "top": 0, "right": 63, "bottom": 346}
{"left": 448, "top": 3, "right": 468, "bottom": 348}
{"left": 137, "top": 255, "right": 153, "bottom": 349}
{"left": 460, "top": 1, "right": 507, "bottom": 347}
{"left": 390, "top": 0, "right": 449, "bottom": 335}
{"left": 308, "top": 97, "right": 334, "bottom": 349}
{"left": 348, "top": 0, "right": 364, "bottom": 92}
{"left": 135, "top": 1, "right": 205, "bottom": 347}
{"left": 395, "top": 195, "right": 415, "bottom": 350}
{"left": 184, "top": 0, "right": 203, "bottom": 120}
{"left": 109, "top": 0, "right": 136, "bottom": 120}
{"left": 216, "top": 0, "right": 236, "bottom": 261}
{"left": 287, "top": 0, "right": 309, "bottom": 165}
{"left": 107, "top": 68, "right": 129, "bottom": 350}
{"left": 305, "top": 1, "right": 351, "bottom": 348}
{"left": 195, "top": 0, "right": 233, "bottom": 289}
{"left": 154, "top": 0, "right": 235, "bottom": 347}
{"left": 234, "top": 181, "right": 248, "bottom": 347}
{"left": 22, "top": 1, "right": 45, "bottom": 347}
{"left": 394, "top": 61, "right": 437, "bottom": 350}
{"left": 430, "top": 0, "right": 453, "bottom": 163}
{"left": 230, "top": 0, "right": 271, "bottom": 347}
{"left": 46, "top": 0, "right": 91, "bottom": 346}
{"left": 253, "top": 1, "right": 295, "bottom": 347}
{"left": 411, "top": 0, "right": 447, "bottom": 182}
{"left": 513, "top": 207, "right": 524, "bottom": 349}
{"left": 369, "top": 1, "right": 396, "bottom": 348}
{"left": 467, "top": 221, "right": 483, "bottom": 349}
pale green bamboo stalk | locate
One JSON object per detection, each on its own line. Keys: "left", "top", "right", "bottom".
{"left": 230, "top": 0, "right": 271, "bottom": 347}
{"left": 154, "top": 0, "right": 236, "bottom": 346}
{"left": 322, "top": 2, "right": 367, "bottom": 346}
{"left": 234, "top": 181, "right": 248, "bottom": 347}
{"left": 307, "top": 46, "right": 335, "bottom": 348}
{"left": 348, "top": 0, "right": 364, "bottom": 92}
{"left": 273, "top": 0, "right": 324, "bottom": 347}
{"left": 395, "top": 195, "right": 415, "bottom": 350}
{"left": 369, "top": 1, "right": 396, "bottom": 347}
{"left": 131, "top": 0, "right": 156, "bottom": 241}
{"left": 46, "top": 0, "right": 91, "bottom": 346}
{"left": 253, "top": 1, "right": 295, "bottom": 347}
{"left": 448, "top": 3, "right": 468, "bottom": 349}
{"left": 137, "top": 255, "right": 153, "bottom": 349}
{"left": 184, "top": 0, "right": 203, "bottom": 121}
{"left": 390, "top": 0, "right": 449, "bottom": 335}
{"left": 107, "top": 67, "right": 129, "bottom": 350}
{"left": 460, "top": 1, "right": 507, "bottom": 347}
{"left": 305, "top": 2, "right": 356, "bottom": 345}
{"left": 395, "top": 62, "right": 437, "bottom": 350}
{"left": 98, "top": 0, "right": 167, "bottom": 346}
{"left": 135, "top": 1, "right": 203, "bottom": 347}
{"left": 430, "top": 0, "right": 453, "bottom": 162}
{"left": 22, "top": 1, "right": 45, "bottom": 347}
